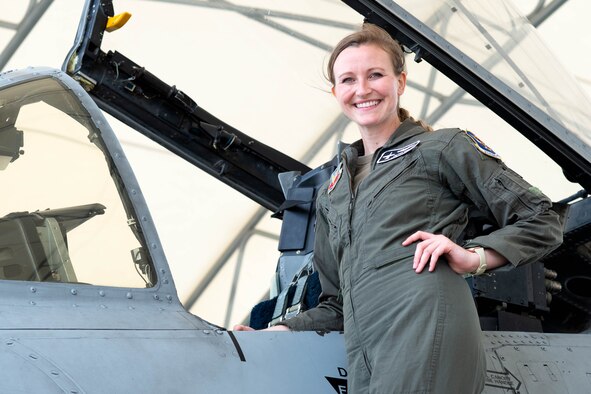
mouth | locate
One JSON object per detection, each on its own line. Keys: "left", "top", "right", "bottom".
{"left": 354, "top": 100, "right": 381, "bottom": 109}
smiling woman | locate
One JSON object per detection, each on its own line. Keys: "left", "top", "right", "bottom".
{"left": 235, "top": 23, "right": 565, "bottom": 394}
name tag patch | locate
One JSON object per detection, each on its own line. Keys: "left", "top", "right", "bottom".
{"left": 377, "top": 141, "right": 420, "bottom": 164}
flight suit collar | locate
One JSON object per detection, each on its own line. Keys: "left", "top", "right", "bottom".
{"left": 335, "top": 120, "right": 427, "bottom": 185}
{"left": 339, "top": 119, "right": 426, "bottom": 160}
{"left": 382, "top": 119, "right": 426, "bottom": 150}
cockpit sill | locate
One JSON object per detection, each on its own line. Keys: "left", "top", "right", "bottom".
{"left": 0, "top": 67, "right": 212, "bottom": 331}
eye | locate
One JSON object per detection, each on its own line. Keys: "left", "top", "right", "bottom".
{"left": 369, "top": 72, "right": 383, "bottom": 80}
{"left": 340, "top": 77, "right": 355, "bottom": 84}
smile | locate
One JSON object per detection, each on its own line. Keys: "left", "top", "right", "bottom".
{"left": 355, "top": 100, "right": 381, "bottom": 109}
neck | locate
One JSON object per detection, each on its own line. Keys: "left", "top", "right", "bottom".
{"left": 360, "top": 118, "right": 401, "bottom": 154}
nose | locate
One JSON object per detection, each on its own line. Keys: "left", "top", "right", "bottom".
{"left": 356, "top": 79, "right": 371, "bottom": 96}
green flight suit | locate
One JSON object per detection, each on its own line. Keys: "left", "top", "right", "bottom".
{"left": 282, "top": 120, "right": 564, "bottom": 394}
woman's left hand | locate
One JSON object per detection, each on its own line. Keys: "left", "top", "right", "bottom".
{"left": 402, "top": 231, "right": 479, "bottom": 274}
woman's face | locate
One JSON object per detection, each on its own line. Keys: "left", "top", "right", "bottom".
{"left": 331, "top": 43, "right": 406, "bottom": 133}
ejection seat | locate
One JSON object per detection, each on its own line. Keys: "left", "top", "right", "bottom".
{"left": 249, "top": 162, "right": 336, "bottom": 329}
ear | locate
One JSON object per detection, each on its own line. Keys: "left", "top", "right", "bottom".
{"left": 397, "top": 72, "right": 407, "bottom": 96}
{"left": 331, "top": 86, "right": 336, "bottom": 97}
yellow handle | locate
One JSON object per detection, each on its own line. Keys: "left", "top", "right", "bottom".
{"left": 106, "top": 12, "right": 132, "bottom": 32}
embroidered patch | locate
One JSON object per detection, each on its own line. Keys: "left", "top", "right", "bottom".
{"left": 376, "top": 140, "right": 420, "bottom": 164}
{"left": 327, "top": 162, "right": 343, "bottom": 194}
{"left": 465, "top": 130, "right": 501, "bottom": 160}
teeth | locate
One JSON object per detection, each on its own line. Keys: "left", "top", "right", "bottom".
{"left": 356, "top": 100, "right": 379, "bottom": 108}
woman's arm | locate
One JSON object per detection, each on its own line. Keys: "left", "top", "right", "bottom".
{"left": 439, "top": 131, "right": 564, "bottom": 268}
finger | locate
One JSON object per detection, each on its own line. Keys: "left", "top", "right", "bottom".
{"left": 402, "top": 230, "right": 431, "bottom": 246}
{"left": 412, "top": 240, "right": 425, "bottom": 269}
{"left": 412, "top": 238, "right": 436, "bottom": 269}
{"left": 428, "top": 246, "right": 444, "bottom": 272}
{"left": 415, "top": 247, "right": 433, "bottom": 273}
{"left": 415, "top": 240, "right": 442, "bottom": 273}
{"left": 233, "top": 325, "right": 254, "bottom": 331}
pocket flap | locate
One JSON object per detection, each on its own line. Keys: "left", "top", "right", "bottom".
{"left": 368, "top": 245, "right": 415, "bottom": 269}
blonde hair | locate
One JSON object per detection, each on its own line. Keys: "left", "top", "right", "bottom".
{"left": 327, "top": 24, "right": 432, "bottom": 131}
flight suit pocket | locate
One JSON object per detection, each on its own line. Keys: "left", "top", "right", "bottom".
{"left": 365, "top": 245, "right": 415, "bottom": 270}
{"left": 367, "top": 157, "right": 419, "bottom": 213}
{"left": 489, "top": 166, "right": 548, "bottom": 214}
{"left": 325, "top": 207, "right": 341, "bottom": 243}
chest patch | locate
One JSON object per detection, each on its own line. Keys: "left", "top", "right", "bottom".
{"left": 465, "top": 130, "right": 501, "bottom": 160}
{"left": 327, "top": 162, "right": 343, "bottom": 194}
{"left": 377, "top": 140, "right": 420, "bottom": 164}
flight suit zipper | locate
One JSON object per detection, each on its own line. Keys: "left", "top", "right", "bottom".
{"left": 345, "top": 161, "right": 354, "bottom": 245}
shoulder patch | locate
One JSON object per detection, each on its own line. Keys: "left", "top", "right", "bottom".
{"left": 377, "top": 140, "right": 420, "bottom": 164}
{"left": 464, "top": 130, "right": 501, "bottom": 160}
{"left": 327, "top": 162, "right": 343, "bottom": 194}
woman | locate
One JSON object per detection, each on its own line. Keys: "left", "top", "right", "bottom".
{"left": 236, "top": 24, "right": 563, "bottom": 393}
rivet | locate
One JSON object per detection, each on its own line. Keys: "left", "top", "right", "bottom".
{"left": 71, "top": 289, "right": 77, "bottom": 295}
{"left": 99, "top": 290, "right": 105, "bottom": 297}
{"left": 163, "top": 279, "right": 169, "bottom": 284}
{"left": 30, "top": 301, "right": 36, "bottom": 305}
{"left": 151, "top": 243, "right": 157, "bottom": 249}
{"left": 153, "top": 295, "right": 160, "bottom": 300}
{"left": 215, "top": 329, "right": 224, "bottom": 335}
{"left": 30, "top": 287, "right": 36, "bottom": 293}
{"left": 128, "top": 306, "right": 135, "bottom": 310}
{"left": 126, "top": 292, "right": 133, "bottom": 299}
{"left": 142, "top": 216, "right": 147, "bottom": 222}
{"left": 203, "top": 330, "right": 211, "bottom": 335}
{"left": 160, "top": 269, "right": 166, "bottom": 274}
{"left": 5, "top": 340, "right": 13, "bottom": 346}
{"left": 131, "top": 189, "right": 137, "bottom": 195}
{"left": 166, "top": 295, "right": 172, "bottom": 301}
{"left": 100, "top": 304, "right": 107, "bottom": 309}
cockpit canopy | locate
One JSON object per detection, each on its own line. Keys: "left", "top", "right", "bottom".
{"left": 0, "top": 73, "right": 154, "bottom": 288}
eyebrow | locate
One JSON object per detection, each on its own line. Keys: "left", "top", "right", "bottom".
{"left": 337, "top": 67, "right": 386, "bottom": 79}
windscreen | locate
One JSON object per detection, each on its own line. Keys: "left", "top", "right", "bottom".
{"left": 0, "top": 76, "right": 153, "bottom": 288}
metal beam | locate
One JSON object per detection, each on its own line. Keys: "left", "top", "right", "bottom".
{"left": 184, "top": 114, "right": 350, "bottom": 311}
{"left": 0, "top": 0, "right": 54, "bottom": 72}
{"left": 144, "top": 0, "right": 357, "bottom": 51}
{"left": 426, "top": 0, "right": 569, "bottom": 125}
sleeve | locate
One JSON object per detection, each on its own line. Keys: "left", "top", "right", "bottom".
{"left": 440, "top": 131, "right": 565, "bottom": 267}
{"left": 280, "top": 190, "right": 344, "bottom": 331}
